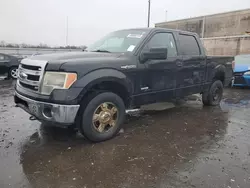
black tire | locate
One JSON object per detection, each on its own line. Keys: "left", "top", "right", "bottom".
{"left": 9, "top": 66, "right": 18, "bottom": 79}
{"left": 202, "top": 80, "right": 223, "bottom": 106}
{"left": 77, "top": 92, "right": 125, "bottom": 142}
{"left": 228, "top": 78, "right": 234, "bottom": 88}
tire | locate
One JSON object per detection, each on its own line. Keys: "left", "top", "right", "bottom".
{"left": 202, "top": 80, "right": 223, "bottom": 106}
{"left": 9, "top": 66, "right": 18, "bottom": 79}
{"left": 77, "top": 92, "right": 125, "bottom": 142}
{"left": 228, "top": 78, "right": 234, "bottom": 88}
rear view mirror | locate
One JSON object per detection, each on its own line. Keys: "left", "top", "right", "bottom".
{"left": 140, "top": 47, "right": 168, "bottom": 63}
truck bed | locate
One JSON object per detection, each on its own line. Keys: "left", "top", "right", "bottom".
{"left": 206, "top": 56, "right": 234, "bottom": 86}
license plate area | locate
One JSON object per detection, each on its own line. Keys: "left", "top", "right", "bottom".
{"left": 14, "top": 95, "right": 28, "bottom": 108}
{"left": 234, "top": 76, "right": 246, "bottom": 84}
{"left": 28, "top": 103, "right": 39, "bottom": 116}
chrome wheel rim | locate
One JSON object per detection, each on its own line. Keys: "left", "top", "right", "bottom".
{"left": 11, "top": 68, "right": 18, "bottom": 78}
{"left": 92, "top": 102, "right": 118, "bottom": 133}
{"left": 212, "top": 87, "right": 222, "bottom": 101}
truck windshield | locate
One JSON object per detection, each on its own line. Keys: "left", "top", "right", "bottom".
{"left": 86, "top": 30, "right": 148, "bottom": 53}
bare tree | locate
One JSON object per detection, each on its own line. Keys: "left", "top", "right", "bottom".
{"left": 0, "top": 40, "right": 84, "bottom": 49}
{"left": 0, "top": 40, "right": 6, "bottom": 47}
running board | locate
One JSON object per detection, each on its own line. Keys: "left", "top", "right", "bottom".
{"left": 125, "top": 109, "right": 140, "bottom": 113}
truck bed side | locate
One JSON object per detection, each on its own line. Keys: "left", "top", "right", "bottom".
{"left": 205, "top": 56, "right": 234, "bottom": 86}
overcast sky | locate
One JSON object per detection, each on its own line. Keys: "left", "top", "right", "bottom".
{"left": 0, "top": 0, "right": 250, "bottom": 46}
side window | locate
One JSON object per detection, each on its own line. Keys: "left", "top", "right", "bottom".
{"left": 179, "top": 34, "right": 200, "bottom": 56}
{"left": 145, "top": 33, "right": 177, "bottom": 57}
{"left": 0, "top": 54, "right": 4, "bottom": 60}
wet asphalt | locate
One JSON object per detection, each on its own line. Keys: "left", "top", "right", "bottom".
{"left": 0, "top": 80, "right": 250, "bottom": 188}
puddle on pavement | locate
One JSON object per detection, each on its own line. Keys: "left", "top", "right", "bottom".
{"left": 1, "top": 82, "right": 250, "bottom": 188}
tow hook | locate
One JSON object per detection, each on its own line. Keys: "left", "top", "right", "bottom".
{"left": 29, "top": 116, "right": 37, "bottom": 121}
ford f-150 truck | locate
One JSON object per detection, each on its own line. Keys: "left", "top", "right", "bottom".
{"left": 14, "top": 28, "right": 233, "bottom": 142}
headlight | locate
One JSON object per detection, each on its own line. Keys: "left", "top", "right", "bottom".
{"left": 244, "top": 71, "right": 250, "bottom": 75}
{"left": 41, "top": 72, "right": 77, "bottom": 95}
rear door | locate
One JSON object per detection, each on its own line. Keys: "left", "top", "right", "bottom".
{"left": 176, "top": 33, "right": 206, "bottom": 97}
{"left": 0, "top": 54, "right": 10, "bottom": 76}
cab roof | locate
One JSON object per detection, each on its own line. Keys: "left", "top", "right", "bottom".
{"left": 117, "top": 27, "right": 199, "bottom": 36}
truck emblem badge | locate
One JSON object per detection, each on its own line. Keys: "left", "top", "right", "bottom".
{"left": 141, "top": 87, "right": 149, "bottom": 91}
{"left": 121, "top": 65, "right": 136, "bottom": 69}
{"left": 19, "top": 72, "right": 28, "bottom": 79}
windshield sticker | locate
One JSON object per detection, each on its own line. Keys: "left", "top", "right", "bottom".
{"left": 170, "top": 41, "right": 174, "bottom": 48}
{"left": 127, "top": 34, "right": 143, "bottom": 38}
{"left": 127, "top": 45, "right": 135, "bottom": 52}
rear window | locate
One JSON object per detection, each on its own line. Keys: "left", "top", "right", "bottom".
{"left": 179, "top": 34, "right": 200, "bottom": 56}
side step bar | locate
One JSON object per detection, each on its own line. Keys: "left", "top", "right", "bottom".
{"left": 125, "top": 109, "right": 140, "bottom": 113}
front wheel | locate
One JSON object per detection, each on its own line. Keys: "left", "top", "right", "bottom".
{"left": 202, "top": 80, "right": 223, "bottom": 106}
{"left": 9, "top": 66, "right": 18, "bottom": 79}
{"left": 77, "top": 92, "right": 125, "bottom": 142}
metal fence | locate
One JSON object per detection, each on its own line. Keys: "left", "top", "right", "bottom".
{"left": 0, "top": 47, "right": 81, "bottom": 57}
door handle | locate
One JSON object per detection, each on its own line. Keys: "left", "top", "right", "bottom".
{"left": 176, "top": 61, "right": 183, "bottom": 67}
{"left": 191, "top": 65, "right": 199, "bottom": 68}
{"left": 200, "top": 61, "right": 206, "bottom": 66}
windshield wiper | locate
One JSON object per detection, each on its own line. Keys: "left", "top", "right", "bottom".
{"left": 91, "top": 49, "right": 111, "bottom": 53}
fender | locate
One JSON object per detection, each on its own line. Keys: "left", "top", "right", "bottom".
{"left": 73, "top": 68, "right": 133, "bottom": 98}
{"left": 212, "top": 64, "right": 226, "bottom": 79}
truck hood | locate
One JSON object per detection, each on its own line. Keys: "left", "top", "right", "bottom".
{"left": 28, "top": 51, "right": 125, "bottom": 72}
{"left": 26, "top": 51, "right": 135, "bottom": 78}
{"left": 234, "top": 64, "right": 250, "bottom": 72}
{"left": 30, "top": 51, "right": 122, "bottom": 62}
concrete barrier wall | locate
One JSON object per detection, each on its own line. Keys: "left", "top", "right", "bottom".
{"left": 156, "top": 17, "right": 204, "bottom": 36}
{"left": 204, "top": 9, "right": 250, "bottom": 38}
{"left": 202, "top": 36, "right": 250, "bottom": 56}
{"left": 155, "top": 9, "right": 250, "bottom": 38}
{"left": 155, "top": 9, "right": 250, "bottom": 56}
{"left": 0, "top": 47, "right": 81, "bottom": 56}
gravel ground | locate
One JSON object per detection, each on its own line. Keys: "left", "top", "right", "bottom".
{"left": 0, "top": 80, "right": 250, "bottom": 188}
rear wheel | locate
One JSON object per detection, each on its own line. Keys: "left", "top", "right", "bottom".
{"left": 9, "top": 66, "right": 18, "bottom": 79}
{"left": 202, "top": 80, "right": 223, "bottom": 106}
{"left": 77, "top": 92, "right": 125, "bottom": 142}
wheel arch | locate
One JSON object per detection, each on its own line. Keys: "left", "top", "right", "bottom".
{"left": 75, "top": 69, "right": 133, "bottom": 108}
{"left": 213, "top": 64, "right": 226, "bottom": 84}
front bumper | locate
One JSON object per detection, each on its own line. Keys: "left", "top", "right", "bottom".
{"left": 233, "top": 75, "right": 250, "bottom": 86}
{"left": 14, "top": 92, "right": 80, "bottom": 125}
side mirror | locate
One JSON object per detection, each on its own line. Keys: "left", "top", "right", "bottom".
{"left": 140, "top": 47, "right": 168, "bottom": 63}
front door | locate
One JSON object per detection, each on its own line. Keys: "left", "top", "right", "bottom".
{"left": 133, "top": 32, "right": 181, "bottom": 106}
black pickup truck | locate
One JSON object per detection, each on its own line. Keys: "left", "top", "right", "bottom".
{"left": 14, "top": 28, "right": 233, "bottom": 142}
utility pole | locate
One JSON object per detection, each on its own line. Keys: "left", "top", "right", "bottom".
{"left": 201, "top": 16, "right": 206, "bottom": 38}
{"left": 147, "top": 0, "right": 151, "bottom": 27}
{"left": 66, "top": 16, "right": 69, "bottom": 46}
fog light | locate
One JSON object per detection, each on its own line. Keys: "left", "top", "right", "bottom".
{"left": 42, "top": 105, "right": 53, "bottom": 119}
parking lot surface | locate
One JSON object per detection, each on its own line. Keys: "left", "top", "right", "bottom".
{"left": 0, "top": 80, "right": 250, "bottom": 188}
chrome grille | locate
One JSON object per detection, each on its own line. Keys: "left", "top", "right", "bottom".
{"left": 17, "top": 59, "right": 47, "bottom": 93}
